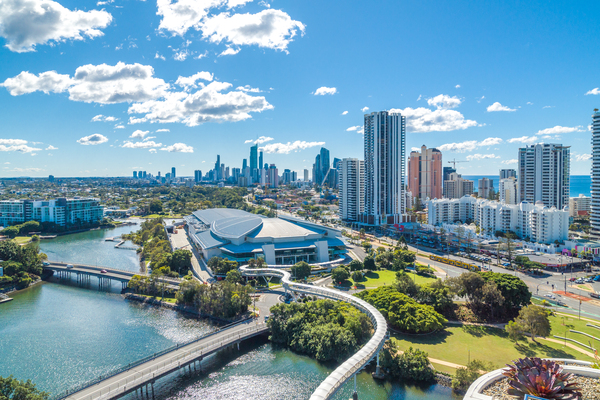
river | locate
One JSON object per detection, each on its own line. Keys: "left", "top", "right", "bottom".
{"left": 0, "top": 220, "right": 458, "bottom": 400}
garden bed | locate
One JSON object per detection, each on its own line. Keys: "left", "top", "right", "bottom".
{"left": 483, "top": 375, "right": 600, "bottom": 399}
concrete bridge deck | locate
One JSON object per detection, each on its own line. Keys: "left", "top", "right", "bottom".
{"left": 60, "top": 319, "right": 267, "bottom": 400}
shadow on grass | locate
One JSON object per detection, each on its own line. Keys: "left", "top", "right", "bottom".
{"left": 523, "top": 341, "right": 578, "bottom": 360}
{"left": 365, "top": 271, "right": 380, "bottom": 280}
{"left": 461, "top": 325, "right": 509, "bottom": 339}
{"left": 393, "top": 329, "right": 454, "bottom": 346}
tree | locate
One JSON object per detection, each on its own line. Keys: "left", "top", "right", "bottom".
{"left": 1, "top": 226, "right": 19, "bottom": 238}
{"left": 480, "top": 271, "right": 531, "bottom": 311}
{"left": 417, "top": 279, "right": 453, "bottom": 313}
{"left": 0, "top": 375, "right": 49, "bottom": 400}
{"left": 351, "top": 271, "right": 363, "bottom": 283}
{"left": 452, "top": 360, "right": 493, "bottom": 391}
{"left": 247, "top": 258, "right": 266, "bottom": 268}
{"left": 226, "top": 269, "right": 242, "bottom": 284}
{"left": 361, "top": 241, "right": 372, "bottom": 253}
{"left": 363, "top": 255, "right": 376, "bottom": 271}
{"left": 395, "top": 272, "right": 419, "bottom": 298}
{"left": 397, "top": 347, "right": 434, "bottom": 382}
{"left": 505, "top": 320, "right": 525, "bottom": 344}
{"left": 291, "top": 261, "right": 311, "bottom": 280}
{"left": 170, "top": 249, "right": 192, "bottom": 275}
{"left": 348, "top": 260, "right": 363, "bottom": 271}
{"left": 499, "top": 233, "right": 517, "bottom": 268}
{"left": 512, "top": 305, "right": 551, "bottom": 342}
{"left": 481, "top": 281, "right": 504, "bottom": 320}
{"left": 149, "top": 199, "right": 163, "bottom": 213}
{"left": 332, "top": 266, "right": 350, "bottom": 284}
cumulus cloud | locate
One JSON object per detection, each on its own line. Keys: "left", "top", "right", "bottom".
{"left": 155, "top": 52, "right": 166, "bottom": 60}
{"left": 466, "top": 153, "right": 500, "bottom": 161}
{"left": 114, "top": 124, "right": 125, "bottom": 129}
{"left": 244, "top": 136, "right": 273, "bottom": 144}
{"left": 130, "top": 130, "right": 150, "bottom": 139}
{"left": 501, "top": 159, "right": 518, "bottom": 165}
{"left": 2, "top": 62, "right": 170, "bottom": 104}
{"left": 156, "top": 128, "right": 170, "bottom": 132}
{"left": 128, "top": 81, "right": 273, "bottom": 126}
{"left": 0, "top": 0, "right": 112, "bottom": 52}
{"left": 149, "top": 149, "right": 157, "bottom": 153}
{"left": 535, "top": 125, "right": 584, "bottom": 135}
{"left": 260, "top": 140, "right": 325, "bottom": 154}
{"left": 77, "top": 133, "right": 108, "bottom": 145}
{"left": 487, "top": 102, "right": 516, "bottom": 112}
{"left": 200, "top": 9, "right": 304, "bottom": 51}
{"left": 3, "top": 63, "right": 272, "bottom": 126}
{"left": 438, "top": 137, "right": 502, "bottom": 153}
{"left": 361, "top": 106, "right": 369, "bottom": 112}
{"left": 455, "top": 84, "right": 460, "bottom": 89}
{"left": 313, "top": 87, "right": 337, "bottom": 96}
{"left": 0, "top": 139, "right": 41, "bottom": 153}
{"left": 45, "top": 145, "right": 58, "bottom": 150}
{"left": 91, "top": 114, "right": 118, "bottom": 122}
{"left": 575, "top": 154, "right": 592, "bottom": 161}
{"left": 507, "top": 136, "right": 538, "bottom": 144}
{"left": 586, "top": 88, "right": 600, "bottom": 95}
{"left": 427, "top": 94, "right": 461, "bottom": 109}
{"left": 122, "top": 140, "right": 162, "bottom": 149}
{"left": 160, "top": 143, "right": 194, "bottom": 152}
{"left": 236, "top": 85, "right": 261, "bottom": 93}
{"left": 390, "top": 107, "right": 478, "bottom": 133}
{"left": 346, "top": 125, "right": 364, "bottom": 134}
{"left": 341, "top": 111, "right": 348, "bottom": 115}
{"left": 219, "top": 47, "right": 240, "bottom": 56}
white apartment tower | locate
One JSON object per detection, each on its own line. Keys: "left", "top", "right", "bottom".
{"left": 518, "top": 143, "right": 570, "bottom": 210}
{"left": 339, "top": 158, "right": 365, "bottom": 222}
{"left": 591, "top": 110, "right": 600, "bottom": 237}
{"left": 443, "top": 173, "right": 474, "bottom": 199}
{"left": 360, "top": 111, "right": 406, "bottom": 226}
{"left": 499, "top": 177, "right": 518, "bottom": 205}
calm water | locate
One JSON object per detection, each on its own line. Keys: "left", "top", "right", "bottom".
{"left": 464, "top": 175, "right": 591, "bottom": 197}
{"left": 39, "top": 221, "right": 141, "bottom": 272}
{"left": 1, "top": 221, "right": 458, "bottom": 400}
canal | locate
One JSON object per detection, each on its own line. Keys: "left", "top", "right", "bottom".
{"left": 0, "top": 220, "right": 458, "bottom": 400}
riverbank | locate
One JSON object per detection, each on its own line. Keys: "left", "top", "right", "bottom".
{"left": 0, "top": 277, "right": 44, "bottom": 297}
{"left": 124, "top": 293, "right": 253, "bottom": 325}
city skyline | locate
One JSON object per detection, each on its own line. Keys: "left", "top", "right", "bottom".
{"left": 0, "top": 1, "right": 599, "bottom": 177}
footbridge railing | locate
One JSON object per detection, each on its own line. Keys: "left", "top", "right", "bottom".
{"left": 239, "top": 266, "right": 388, "bottom": 400}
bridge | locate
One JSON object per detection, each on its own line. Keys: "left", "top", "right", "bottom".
{"left": 43, "top": 263, "right": 181, "bottom": 290}
{"left": 239, "top": 266, "right": 388, "bottom": 400}
{"left": 57, "top": 319, "right": 268, "bottom": 400}
{"left": 54, "top": 266, "right": 387, "bottom": 400}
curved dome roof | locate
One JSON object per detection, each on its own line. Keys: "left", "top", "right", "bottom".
{"left": 211, "top": 215, "right": 263, "bottom": 240}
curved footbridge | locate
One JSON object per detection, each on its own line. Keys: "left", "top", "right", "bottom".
{"left": 56, "top": 266, "right": 388, "bottom": 400}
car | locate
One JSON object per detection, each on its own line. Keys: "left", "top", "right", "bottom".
{"left": 264, "top": 315, "right": 270, "bottom": 322}
{"left": 42, "top": 261, "right": 50, "bottom": 266}
{"left": 100, "top": 269, "right": 108, "bottom": 274}
{"left": 545, "top": 294, "right": 556, "bottom": 299}
{"left": 569, "top": 277, "right": 577, "bottom": 281}
{"left": 66, "top": 264, "right": 74, "bottom": 269}
{"left": 503, "top": 263, "right": 511, "bottom": 267}
{"left": 585, "top": 278, "right": 593, "bottom": 283}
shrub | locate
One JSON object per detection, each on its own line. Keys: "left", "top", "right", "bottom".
{"left": 452, "top": 359, "right": 493, "bottom": 391}
{"left": 351, "top": 271, "right": 363, "bottom": 283}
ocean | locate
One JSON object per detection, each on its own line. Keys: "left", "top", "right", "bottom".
{"left": 462, "top": 175, "right": 591, "bottom": 197}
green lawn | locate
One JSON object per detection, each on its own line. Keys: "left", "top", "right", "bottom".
{"left": 14, "top": 236, "right": 32, "bottom": 244}
{"left": 549, "top": 313, "right": 600, "bottom": 349}
{"left": 349, "top": 270, "right": 437, "bottom": 288}
{"left": 392, "top": 325, "right": 593, "bottom": 370}
{"left": 140, "top": 294, "right": 177, "bottom": 303}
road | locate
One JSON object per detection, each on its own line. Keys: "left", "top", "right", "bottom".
{"left": 168, "top": 228, "right": 213, "bottom": 283}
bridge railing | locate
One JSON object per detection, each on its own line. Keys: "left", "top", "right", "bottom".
{"left": 69, "top": 323, "right": 268, "bottom": 400}
{"left": 47, "top": 263, "right": 183, "bottom": 284}
{"left": 239, "top": 266, "right": 388, "bottom": 400}
{"left": 53, "top": 317, "right": 253, "bottom": 400}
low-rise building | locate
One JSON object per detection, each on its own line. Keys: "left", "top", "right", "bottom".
{"left": 0, "top": 197, "right": 103, "bottom": 228}
{"left": 569, "top": 194, "right": 591, "bottom": 217}
{"left": 427, "top": 197, "right": 569, "bottom": 244}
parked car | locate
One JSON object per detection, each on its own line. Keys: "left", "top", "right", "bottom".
{"left": 502, "top": 263, "right": 511, "bottom": 267}
{"left": 569, "top": 277, "right": 577, "bottom": 282}
{"left": 545, "top": 294, "right": 556, "bottom": 299}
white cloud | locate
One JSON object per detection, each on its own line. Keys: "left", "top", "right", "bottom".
{"left": 487, "top": 102, "right": 516, "bottom": 112}
{"left": 466, "top": 153, "right": 500, "bottom": 161}
{"left": 245, "top": 136, "right": 274, "bottom": 145}
{"left": 2, "top": 62, "right": 170, "bottom": 104}
{"left": 501, "top": 159, "right": 518, "bottom": 165}
{"left": 410, "top": 147, "right": 420, "bottom": 152}
{"left": 341, "top": 111, "right": 348, "bottom": 115}
{"left": 219, "top": 47, "right": 240, "bottom": 56}
{"left": 0, "top": 0, "right": 112, "bottom": 53}
{"left": 122, "top": 140, "right": 162, "bottom": 149}
{"left": 45, "top": 145, "right": 58, "bottom": 150}
{"left": 10, "top": 167, "right": 44, "bottom": 172}
{"left": 438, "top": 137, "right": 502, "bottom": 153}
{"left": 236, "top": 85, "right": 261, "bottom": 93}
{"left": 91, "top": 114, "right": 118, "bottom": 122}
{"left": 575, "top": 154, "right": 592, "bottom": 161}
{"left": 200, "top": 9, "right": 304, "bottom": 52}
{"left": 149, "top": 149, "right": 157, "bottom": 153}
{"left": 128, "top": 81, "right": 273, "bottom": 126}
{"left": 0, "top": 139, "right": 41, "bottom": 153}
{"left": 455, "top": 84, "right": 460, "bottom": 89}
{"left": 175, "top": 72, "right": 214, "bottom": 91}
{"left": 77, "top": 133, "right": 108, "bottom": 145}
{"left": 260, "top": 140, "right": 325, "bottom": 154}
{"left": 361, "top": 106, "right": 369, "bottom": 112}
{"left": 156, "top": 128, "right": 170, "bottom": 132}
{"left": 477, "top": 96, "right": 485, "bottom": 103}
{"left": 346, "top": 125, "right": 364, "bottom": 134}
{"left": 130, "top": 130, "right": 150, "bottom": 139}
{"left": 542, "top": 105, "right": 554, "bottom": 109}
{"left": 173, "top": 50, "right": 189, "bottom": 61}
{"left": 507, "top": 135, "right": 538, "bottom": 144}
{"left": 160, "top": 143, "right": 194, "bottom": 152}
{"left": 390, "top": 107, "right": 478, "bottom": 133}
{"left": 535, "top": 125, "right": 583, "bottom": 135}
{"left": 586, "top": 88, "right": 600, "bottom": 96}
{"left": 313, "top": 87, "right": 337, "bottom": 96}
{"left": 427, "top": 94, "right": 461, "bottom": 109}
{"left": 114, "top": 124, "right": 125, "bottom": 129}
{"left": 155, "top": 52, "right": 166, "bottom": 60}
{"left": 527, "top": 102, "right": 533, "bottom": 105}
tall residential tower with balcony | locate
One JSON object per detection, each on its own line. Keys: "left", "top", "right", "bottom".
{"left": 591, "top": 110, "right": 600, "bottom": 238}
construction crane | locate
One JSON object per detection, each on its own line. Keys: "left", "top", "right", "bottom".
{"left": 447, "top": 159, "right": 468, "bottom": 169}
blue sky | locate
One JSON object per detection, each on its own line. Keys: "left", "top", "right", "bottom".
{"left": 0, "top": 0, "right": 599, "bottom": 178}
